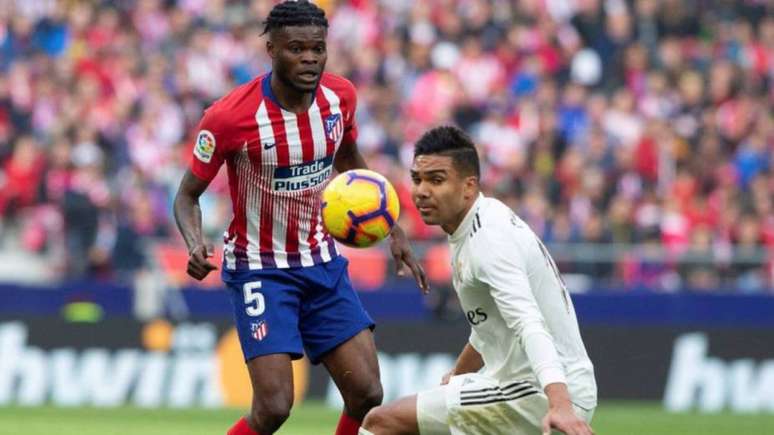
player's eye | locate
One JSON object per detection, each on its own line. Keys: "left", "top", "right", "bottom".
{"left": 290, "top": 46, "right": 302, "bottom": 54}
{"left": 410, "top": 176, "right": 420, "bottom": 185}
{"left": 314, "top": 45, "right": 325, "bottom": 54}
{"left": 431, "top": 178, "right": 444, "bottom": 185}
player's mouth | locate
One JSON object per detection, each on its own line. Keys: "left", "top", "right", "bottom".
{"left": 297, "top": 71, "right": 320, "bottom": 84}
{"left": 417, "top": 205, "right": 435, "bottom": 214}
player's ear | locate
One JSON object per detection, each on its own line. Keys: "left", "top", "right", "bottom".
{"left": 463, "top": 175, "right": 478, "bottom": 199}
{"left": 266, "top": 39, "right": 275, "bottom": 59}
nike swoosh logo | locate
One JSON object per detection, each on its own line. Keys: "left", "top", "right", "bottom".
{"left": 263, "top": 142, "right": 276, "bottom": 150}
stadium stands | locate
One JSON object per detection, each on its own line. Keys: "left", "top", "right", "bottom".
{"left": 0, "top": 0, "right": 771, "bottom": 292}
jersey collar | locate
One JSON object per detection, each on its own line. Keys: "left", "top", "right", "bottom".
{"left": 449, "top": 193, "right": 484, "bottom": 243}
{"left": 262, "top": 72, "right": 318, "bottom": 111}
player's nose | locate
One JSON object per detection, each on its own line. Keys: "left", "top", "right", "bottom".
{"left": 413, "top": 181, "right": 431, "bottom": 198}
{"left": 300, "top": 51, "right": 318, "bottom": 64}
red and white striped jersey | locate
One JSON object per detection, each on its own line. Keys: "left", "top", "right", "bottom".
{"left": 190, "top": 72, "right": 358, "bottom": 270}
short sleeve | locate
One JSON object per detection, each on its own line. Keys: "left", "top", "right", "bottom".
{"left": 190, "top": 107, "right": 231, "bottom": 182}
{"left": 340, "top": 80, "right": 358, "bottom": 145}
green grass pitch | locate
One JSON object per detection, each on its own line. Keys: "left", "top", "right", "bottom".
{"left": 0, "top": 401, "right": 772, "bottom": 434}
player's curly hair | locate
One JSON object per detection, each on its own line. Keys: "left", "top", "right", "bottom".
{"left": 262, "top": 0, "right": 328, "bottom": 36}
{"left": 414, "top": 126, "right": 481, "bottom": 179}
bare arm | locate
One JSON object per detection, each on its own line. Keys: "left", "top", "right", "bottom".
{"left": 442, "top": 343, "right": 484, "bottom": 384}
{"left": 173, "top": 169, "right": 217, "bottom": 280}
{"left": 333, "top": 140, "right": 368, "bottom": 173}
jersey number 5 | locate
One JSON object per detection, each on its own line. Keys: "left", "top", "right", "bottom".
{"left": 243, "top": 281, "right": 266, "bottom": 316}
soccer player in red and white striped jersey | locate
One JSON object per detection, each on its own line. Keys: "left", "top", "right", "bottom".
{"left": 189, "top": 56, "right": 355, "bottom": 270}
{"left": 173, "top": 2, "right": 428, "bottom": 435}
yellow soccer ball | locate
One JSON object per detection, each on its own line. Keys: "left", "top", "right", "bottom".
{"left": 322, "top": 169, "right": 400, "bottom": 248}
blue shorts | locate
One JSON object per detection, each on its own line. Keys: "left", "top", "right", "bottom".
{"left": 222, "top": 256, "right": 374, "bottom": 365}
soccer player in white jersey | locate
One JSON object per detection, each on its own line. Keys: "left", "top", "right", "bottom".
{"left": 359, "top": 126, "right": 597, "bottom": 435}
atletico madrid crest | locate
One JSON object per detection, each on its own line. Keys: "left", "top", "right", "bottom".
{"left": 251, "top": 320, "right": 268, "bottom": 341}
{"left": 325, "top": 114, "right": 343, "bottom": 143}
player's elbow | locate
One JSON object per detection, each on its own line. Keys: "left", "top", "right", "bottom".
{"left": 176, "top": 170, "right": 210, "bottom": 201}
{"left": 172, "top": 189, "right": 195, "bottom": 222}
{"left": 173, "top": 176, "right": 206, "bottom": 216}
{"left": 515, "top": 319, "right": 549, "bottom": 342}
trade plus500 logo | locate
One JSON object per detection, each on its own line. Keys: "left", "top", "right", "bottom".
{"left": 273, "top": 156, "right": 333, "bottom": 192}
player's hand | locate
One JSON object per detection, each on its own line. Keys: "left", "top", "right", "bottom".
{"left": 389, "top": 225, "right": 429, "bottom": 294}
{"left": 541, "top": 404, "right": 594, "bottom": 435}
{"left": 187, "top": 243, "right": 218, "bottom": 280}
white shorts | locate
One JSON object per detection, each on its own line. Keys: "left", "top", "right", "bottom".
{"left": 416, "top": 374, "right": 594, "bottom": 435}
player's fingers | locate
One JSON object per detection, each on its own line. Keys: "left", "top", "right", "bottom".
{"left": 409, "top": 260, "right": 429, "bottom": 294}
{"left": 558, "top": 426, "right": 575, "bottom": 435}
{"left": 569, "top": 421, "right": 590, "bottom": 435}
{"left": 402, "top": 253, "right": 426, "bottom": 292}
{"left": 190, "top": 249, "right": 207, "bottom": 265}
{"left": 399, "top": 250, "right": 428, "bottom": 291}
{"left": 541, "top": 416, "right": 551, "bottom": 435}
{"left": 192, "top": 267, "right": 213, "bottom": 280}
{"left": 416, "top": 262, "right": 429, "bottom": 293}
{"left": 205, "top": 244, "right": 215, "bottom": 258}
{"left": 388, "top": 237, "right": 406, "bottom": 276}
{"left": 189, "top": 262, "right": 206, "bottom": 278}
{"left": 191, "top": 250, "right": 217, "bottom": 270}
{"left": 392, "top": 251, "right": 406, "bottom": 276}
{"left": 549, "top": 417, "right": 578, "bottom": 435}
{"left": 187, "top": 258, "right": 202, "bottom": 272}
{"left": 187, "top": 264, "right": 205, "bottom": 280}
{"left": 570, "top": 421, "right": 588, "bottom": 435}
{"left": 188, "top": 256, "right": 214, "bottom": 279}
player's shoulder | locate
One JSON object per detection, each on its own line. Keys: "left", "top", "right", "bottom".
{"left": 478, "top": 197, "right": 526, "bottom": 231}
{"left": 320, "top": 73, "right": 357, "bottom": 101}
{"left": 204, "top": 75, "right": 267, "bottom": 123}
{"left": 468, "top": 197, "right": 532, "bottom": 270}
{"left": 471, "top": 197, "right": 532, "bottom": 245}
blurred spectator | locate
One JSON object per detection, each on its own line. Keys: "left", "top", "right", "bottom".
{"left": 733, "top": 214, "right": 767, "bottom": 292}
{"left": 678, "top": 225, "right": 721, "bottom": 292}
{"left": 0, "top": 135, "right": 44, "bottom": 219}
{"left": 61, "top": 143, "right": 110, "bottom": 278}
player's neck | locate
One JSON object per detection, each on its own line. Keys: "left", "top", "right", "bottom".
{"left": 270, "top": 73, "right": 315, "bottom": 113}
{"left": 442, "top": 196, "right": 478, "bottom": 235}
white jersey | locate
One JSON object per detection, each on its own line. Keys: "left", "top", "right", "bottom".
{"left": 449, "top": 194, "right": 597, "bottom": 410}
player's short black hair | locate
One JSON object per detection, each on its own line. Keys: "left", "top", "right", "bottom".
{"left": 414, "top": 126, "right": 480, "bottom": 179}
{"left": 262, "top": 0, "right": 328, "bottom": 36}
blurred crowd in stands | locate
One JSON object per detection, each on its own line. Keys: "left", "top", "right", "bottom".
{"left": 0, "top": 0, "right": 771, "bottom": 293}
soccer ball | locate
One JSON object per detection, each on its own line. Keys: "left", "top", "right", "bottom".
{"left": 321, "top": 169, "right": 400, "bottom": 248}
